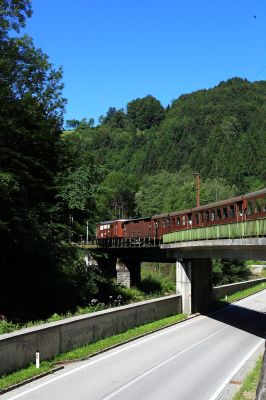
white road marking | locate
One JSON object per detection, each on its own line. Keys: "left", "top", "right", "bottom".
{"left": 5, "top": 315, "right": 207, "bottom": 400}
{"left": 208, "top": 339, "right": 265, "bottom": 400}
{"left": 102, "top": 326, "right": 228, "bottom": 400}
{"left": 5, "top": 289, "right": 266, "bottom": 400}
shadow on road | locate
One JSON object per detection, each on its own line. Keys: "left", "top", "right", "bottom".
{"left": 204, "top": 302, "right": 266, "bottom": 339}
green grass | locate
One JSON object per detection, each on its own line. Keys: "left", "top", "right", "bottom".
{"left": 245, "top": 260, "right": 266, "bottom": 266}
{"left": 54, "top": 313, "right": 186, "bottom": 362}
{"left": 217, "top": 282, "right": 266, "bottom": 305}
{"left": 260, "top": 268, "right": 266, "bottom": 278}
{"left": 0, "top": 265, "right": 176, "bottom": 335}
{"left": 141, "top": 263, "right": 176, "bottom": 295}
{"left": 0, "top": 306, "right": 106, "bottom": 335}
{"left": 0, "top": 362, "right": 53, "bottom": 391}
{"left": 233, "top": 356, "right": 262, "bottom": 400}
{"left": 0, "top": 313, "right": 186, "bottom": 391}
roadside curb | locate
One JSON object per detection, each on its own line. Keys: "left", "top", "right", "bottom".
{"left": 1, "top": 289, "right": 264, "bottom": 395}
{"left": 0, "top": 366, "right": 64, "bottom": 395}
{"left": 216, "top": 343, "right": 265, "bottom": 400}
{"left": 54, "top": 313, "right": 199, "bottom": 365}
{"left": 0, "top": 313, "right": 199, "bottom": 394}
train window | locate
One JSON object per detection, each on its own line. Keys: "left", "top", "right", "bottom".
{"left": 205, "top": 210, "right": 210, "bottom": 222}
{"left": 223, "top": 207, "right": 228, "bottom": 219}
{"left": 195, "top": 213, "right": 199, "bottom": 224}
{"left": 172, "top": 218, "right": 175, "bottom": 227}
{"left": 262, "top": 198, "right": 266, "bottom": 212}
{"left": 229, "top": 205, "right": 235, "bottom": 218}
{"left": 100, "top": 225, "right": 104, "bottom": 231}
{"left": 238, "top": 203, "right": 243, "bottom": 216}
{"left": 176, "top": 216, "right": 181, "bottom": 226}
{"left": 162, "top": 220, "right": 166, "bottom": 228}
{"left": 247, "top": 201, "right": 254, "bottom": 215}
{"left": 255, "top": 198, "right": 261, "bottom": 213}
{"left": 199, "top": 212, "right": 203, "bottom": 223}
{"left": 166, "top": 218, "right": 170, "bottom": 227}
{"left": 211, "top": 209, "right": 215, "bottom": 221}
{"left": 182, "top": 215, "right": 186, "bottom": 225}
{"left": 217, "top": 208, "right": 221, "bottom": 220}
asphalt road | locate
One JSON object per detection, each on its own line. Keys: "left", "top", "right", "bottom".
{"left": 2, "top": 290, "right": 266, "bottom": 400}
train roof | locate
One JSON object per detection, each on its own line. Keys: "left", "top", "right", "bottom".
{"left": 98, "top": 188, "right": 266, "bottom": 224}
{"left": 243, "top": 188, "right": 266, "bottom": 198}
{"left": 124, "top": 216, "right": 151, "bottom": 224}
{"left": 152, "top": 188, "right": 266, "bottom": 219}
{"left": 98, "top": 219, "right": 129, "bottom": 224}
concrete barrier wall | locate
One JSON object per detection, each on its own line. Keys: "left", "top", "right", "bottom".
{"left": 0, "top": 295, "right": 181, "bottom": 375}
{"left": 213, "top": 278, "right": 266, "bottom": 301}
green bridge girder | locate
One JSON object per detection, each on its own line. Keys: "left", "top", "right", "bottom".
{"left": 163, "top": 218, "right": 266, "bottom": 244}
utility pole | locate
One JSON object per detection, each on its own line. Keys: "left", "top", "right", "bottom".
{"left": 192, "top": 172, "right": 200, "bottom": 207}
{"left": 86, "top": 220, "right": 89, "bottom": 244}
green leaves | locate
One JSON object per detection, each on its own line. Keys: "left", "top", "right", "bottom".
{"left": 97, "top": 171, "right": 139, "bottom": 219}
{"left": 212, "top": 259, "right": 250, "bottom": 286}
{"left": 0, "top": 0, "right": 32, "bottom": 35}
{"left": 56, "top": 165, "right": 98, "bottom": 211}
{"left": 127, "top": 95, "right": 165, "bottom": 130}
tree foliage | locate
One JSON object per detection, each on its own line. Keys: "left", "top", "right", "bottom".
{"left": 1, "top": 0, "right": 264, "bottom": 320}
{"left": 127, "top": 95, "right": 165, "bottom": 130}
{"left": 0, "top": 0, "right": 104, "bottom": 320}
{"left": 0, "top": 0, "right": 31, "bottom": 35}
{"left": 212, "top": 259, "right": 251, "bottom": 285}
{"left": 97, "top": 171, "right": 139, "bottom": 219}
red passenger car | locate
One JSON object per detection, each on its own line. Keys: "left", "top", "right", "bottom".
{"left": 123, "top": 217, "right": 152, "bottom": 246}
{"left": 96, "top": 219, "right": 127, "bottom": 247}
{"left": 96, "top": 188, "right": 266, "bottom": 247}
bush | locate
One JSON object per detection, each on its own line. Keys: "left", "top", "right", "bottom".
{"left": 0, "top": 320, "right": 19, "bottom": 334}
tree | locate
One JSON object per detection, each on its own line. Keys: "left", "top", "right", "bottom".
{"left": 127, "top": 95, "right": 165, "bottom": 130}
{"left": 102, "top": 107, "right": 128, "bottom": 128}
{"left": 0, "top": 0, "right": 31, "bottom": 36}
{"left": 0, "top": 0, "right": 90, "bottom": 320}
{"left": 66, "top": 119, "right": 80, "bottom": 130}
{"left": 97, "top": 171, "right": 139, "bottom": 219}
{"left": 212, "top": 259, "right": 251, "bottom": 285}
{"left": 88, "top": 118, "right": 94, "bottom": 127}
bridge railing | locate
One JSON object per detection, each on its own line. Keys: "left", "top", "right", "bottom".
{"left": 163, "top": 218, "right": 266, "bottom": 244}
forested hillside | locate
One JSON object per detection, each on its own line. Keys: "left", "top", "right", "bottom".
{"left": 65, "top": 78, "right": 266, "bottom": 235}
{"left": 1, "top": 1, "right": 265, "bottom": 322}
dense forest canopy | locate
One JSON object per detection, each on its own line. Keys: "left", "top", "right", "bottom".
{"left": 0, "top": 1, "right": 265, "bottom": 321}
{"left": 67, "top": 77, "right": 266, "bottom": 225}
{"left": 0, "top": 0, "right": 106, "bottom": 320}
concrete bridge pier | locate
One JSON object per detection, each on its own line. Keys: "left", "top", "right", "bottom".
{"left": 116, "top": 258, "right": 141, "bottom": 288}
{"left": 176, "top": 258, "right": 213, "bottom": 314}
{"left": 94, "top": 255, "right": 117, "bottom": 279}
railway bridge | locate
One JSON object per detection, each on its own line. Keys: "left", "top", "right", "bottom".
{"left": 92, "top": 217, "right": 266, "bottom": 314}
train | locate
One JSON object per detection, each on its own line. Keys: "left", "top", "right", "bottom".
{"left": 96, "top": 188, "right": 266, "bottom": 247}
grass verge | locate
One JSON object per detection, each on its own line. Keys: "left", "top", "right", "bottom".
{"left": 0, "top": 362, "right": 53, "bottom": 391}
{"left": 0, "top": 313, "right": 186, "bottom": 391}
{"left": 215, "top": 282, "right": 266, "bottom": 307}
{"left": 233, "top": 356, "right": 263, "bottom": 400}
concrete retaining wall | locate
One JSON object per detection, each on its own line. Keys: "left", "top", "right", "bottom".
{"left": 213, "top": 278, "right": 266, "bottom": 301}
{"left": 0, "top": 295, "right": 181, "bottom": 375}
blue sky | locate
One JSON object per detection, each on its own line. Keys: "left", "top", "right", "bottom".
{"left": 23, "top": 0, "right": 266, "bottom": 125}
